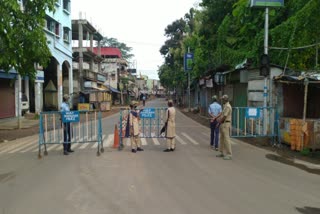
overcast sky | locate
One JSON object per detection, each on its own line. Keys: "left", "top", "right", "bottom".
{"left": 71, "top": 0, "right": 199, "bottom": 80}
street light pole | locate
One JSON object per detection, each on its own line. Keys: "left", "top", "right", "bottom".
{"left": 18, "top": 74, "right": 22, "bottom": 129}
{"left": 263, "top": 7, "right": 269, "bottom": 135}
{"left": 188, "top": 47, "right": 191, "bottom": 112}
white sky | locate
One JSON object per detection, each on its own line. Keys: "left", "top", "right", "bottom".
{"left": 71, "top": 0, "right": 199, "bottom": 80}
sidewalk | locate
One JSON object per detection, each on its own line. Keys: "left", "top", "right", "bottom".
{"left": 0, "top": 116, "right": 39, "bottom": 130}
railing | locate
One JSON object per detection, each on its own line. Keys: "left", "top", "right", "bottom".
{"left": 231, "top": 107, "right": 280, "bottom": 145}
{"left": 38, "top": 111, "right": 103, "bottom": 158}
{"left": 118, "top": 107, "right": 168, "bottom": 149}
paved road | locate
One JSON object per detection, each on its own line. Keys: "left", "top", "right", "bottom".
{"left": 0, "top": 98, "right": 319, "bottom": 214}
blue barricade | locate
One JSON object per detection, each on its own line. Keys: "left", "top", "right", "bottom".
{"left": 118, "top": 107, "right": 167, "bottom": 148}
{"left": 38, "top": 111, "right": 103, "bottom": 158}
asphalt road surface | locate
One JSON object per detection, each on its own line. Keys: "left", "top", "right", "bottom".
{"left": 0, "top": 98, "right": 319, "bottom": 214}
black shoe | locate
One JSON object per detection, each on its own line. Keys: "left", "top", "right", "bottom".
{"left": 163, "top": 149, "right": 171, "bottom": 152}
{"left": 170, "top": 148, "right": 175, "bottom": 151}
{"left": 137, "top": 147, "right": 144, "bottom": 151}
{"left": 63, "top": 151, "right": 69, "bottom": 155}
{"left": 67, "top": 150, "right": 74, "bottom": 153}
{"left": 131, "top": 149, "right": 137, "bottom": 153}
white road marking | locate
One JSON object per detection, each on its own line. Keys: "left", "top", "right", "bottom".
{"left": 8, "top": 141, "right": 35, "bottom": 153}
{"left": 153, "top": 138, "right": 160, "bottom": 145}
{"left": 20, "top": 144, "right": 38, "bottom": 153}
{"left": 0, "top": 139, "right": 34, "bottom": 154}
{"left": 47, "top": 144, "right": 61, "bottom": 151}
{"left": 175, "top": 135, "right": 187, "bottom": 145}
{"left": 105, "top": 134, "right": 114, "bottom": 147}
{"left": 140, "top": 138, "right": 147, "bottom": 146}
{"left": 181, "top": 133, "right": 199, "bottom": 145}
{"left": 79, "top": 142, "right": 90, "bottom": 149}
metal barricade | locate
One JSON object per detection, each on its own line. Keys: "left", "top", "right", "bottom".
{"left": 231, "top": 107, "right": 280, "bottom": 145}
{"left": 38, "top": 111, "right": 103, "bottom": 158}
{"left": 118, "top": 107, "right": 167, "bottom": 148}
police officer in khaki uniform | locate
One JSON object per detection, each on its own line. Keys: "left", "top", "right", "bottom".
{"left": 163, "top": 99, "right": 176, "bottom": 152}
{"left": 129, "top": 101, "right": 144, "bottom": 153}
{"left": 216, "top": 95, "right": 232, "bottom": 160}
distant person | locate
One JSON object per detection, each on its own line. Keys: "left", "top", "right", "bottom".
{"left": 216, "top": 95, "right": 232, "bottom": 160}
{"left": 142, "top": 94, "right": 146, "bottom": 106}
{"left": 163, "top": 99, "right": 176, "bottom": 152}
{"left": 208, "top": 95, "right": 222, "bottom": 150}
{"left": 60, "top": 94, "right": 74, "bottom": 155}
{"left": 129, "top": 101, "right": 144, "bottom": 153}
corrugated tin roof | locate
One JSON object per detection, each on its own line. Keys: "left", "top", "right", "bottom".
{"left": 274, "top": 73, "right": 320, "bottom": 83}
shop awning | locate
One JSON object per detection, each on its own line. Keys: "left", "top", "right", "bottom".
{"left": 105, "top": 85, "right": 120, "bottom": 93}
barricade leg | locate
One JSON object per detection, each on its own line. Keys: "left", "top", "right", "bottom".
{"left": 44, "top": 143, "right": 48, "bottom": 156}
{"left": 38, "top": 143, "right": 42, "bottom": 159}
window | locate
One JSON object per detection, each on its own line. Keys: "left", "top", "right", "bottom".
{"left": 63, "top": 27, "right": 70, "bottom": 42}
{"left": 63, "top": 0, "right": 70, "bottom": 12}
{"left": 47, "top": 19, "right": 55, "bottom": 32}
{"left": 55, "top": 23, "right": 60, "bottom": 37}
{"left": 45, "top": 16, "right": 60, "bottom": 37}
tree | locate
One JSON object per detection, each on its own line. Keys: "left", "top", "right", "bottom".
{"left": 0, "top": 0, "right": 56, "bottom": 79}
{"left": 99, "top": 37, "right": 134, "bottom": 61}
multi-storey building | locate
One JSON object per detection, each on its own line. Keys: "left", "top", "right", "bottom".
{"left": 0, "top": 0, "right": 73, "bottom": 118}
{"left": 39, "top": 0, "right": 73, "bottom": 112}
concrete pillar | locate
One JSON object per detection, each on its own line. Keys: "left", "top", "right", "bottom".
{"left": 34, "top": 82, "right": 43, "bottom": 114}
{"left": 24, "top": 78, "right": 30, "bottom": 113}
{"left": 57, "top": 64, "right": 62, "bottom": 110}
{"left": 90, "top": 33, "right": 94, "bottom": 71}
{"left": 98, "top": 40, "right": 101, "bottom": 73}
{"left": 68, "top": 62, "right": 73, "bottom": 104}
{"left": 79, "top": 22, "right": 84, "bottom": 91}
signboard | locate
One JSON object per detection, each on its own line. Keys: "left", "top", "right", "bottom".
{"left": 139, "top": 108, "right": 156, "bottom": 119}
{"left": 97, "top": 74, "right": 106, "bottom": 82}
{"left": 62, "top": 111, "right": 80, "bottom": 123}
{"left": 184, "top": 53, "right": 194, "bottom": 71}
{"left": 128, "top": 69, "right": 137, "bottom": 74}
{"left": 250, "top": 0, "right": 284, "bottom": 7}
{"left": 78, "top": 103, "right": 90, "bottom": 111}
{"left": 35, "top": 70, "right": 44, "bottom": 83}
{"left": 245, "top": 108, "right": 260, "bottom": 118}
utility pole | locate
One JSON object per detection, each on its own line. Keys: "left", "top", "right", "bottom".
{"left": 263, "top": 7, "right": 269, "bottom": 135}
{"left": 18, "top": 74, "right": 22, "bottom": 129}
{"left": 188, "top": 47, "right": 191, "bottom": 112}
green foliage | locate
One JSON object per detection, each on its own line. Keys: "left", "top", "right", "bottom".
{"left": 159, "top": 0, "right": 320, "bottom": 90}
{"left": 0, "top": 0, "right": 56, "bottom": 79}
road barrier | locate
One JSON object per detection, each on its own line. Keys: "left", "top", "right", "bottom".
{"left": 231, "top": 106, "right": 280, "bottom": 146}
{"left": 38, "top": 111, "right": 103, "bottom": 158}
{"left": 118, "top": 107, "right": 167, "bottom": 150}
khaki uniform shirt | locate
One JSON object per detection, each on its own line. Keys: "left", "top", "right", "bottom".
{"left": 222, "top": 102, "right": 232, "bottom": 122}
{"left": 129, "top": 110, "right": 140, "bottom": 136}
{"left": 166, "top": 107, "right": 176, "bottom": 138}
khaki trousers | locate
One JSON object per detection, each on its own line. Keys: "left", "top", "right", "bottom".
{"left": 166, "top": 137, "right": 176, "bottom": 149}
{"left": 130, "top": 135, "right": 141, "bottom": 149}
{"left": 219, "top": 123, "right": 232, "bottom": 156}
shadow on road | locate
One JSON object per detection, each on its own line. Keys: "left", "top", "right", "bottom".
{"left": 265, "top": 154, "right": 320, "bottom": 175}
{"left": 296, "top": 206, "right": 320, "bottom": 214}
